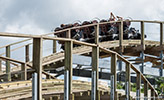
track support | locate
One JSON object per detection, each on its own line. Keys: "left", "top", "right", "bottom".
{"left": 25, "top": 44, "right": 29, "bottom": 62}
{"left": 111, "top": 53, "right": 117, "bottom": 100}
{"left": 6, "top": 46, "right": 11, "bottom": 81}
{"left": 64, "top": 41, "right": 73, "bottom": 100}
{"left": 144, "top": 81, "right": 148, "bottom": 100}
{"left": 91, "top": 25, "right": 99, "bottom": 100}
{"left": 125, "top": 63, "right": 131, "bottom": 100}
{"left": 32, "top": 38, "right": 43, "bottom": 100}
{"left": 160, "top": 51, "right": 163, "bottom": 76}
{"left": 136, "top": 72, "right": 141, "bottom": 100}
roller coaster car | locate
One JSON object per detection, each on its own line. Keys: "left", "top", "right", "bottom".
{"left": 54, "top": 18, "right": 147, "bottom": 49}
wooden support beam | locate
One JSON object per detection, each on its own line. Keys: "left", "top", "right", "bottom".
{"left": 141, "top": 21, "right": 145, "bottom": 50}
{"left": 66, "top": 29, "right": 71, "bottom": 38}
{"left": 160, "top": 23, "right": 163, "bottom": 45}
{"left": 0, "top": 59, "right": 2, "bottom": 72}
{"left": 119, "top": 21, "right": 123, "bottom": 53}
{"left": 144, "top": 81, "right": 148, "bottom": 99}
{"left": 111, "top": 53, "right": 117, "bottom": 100}
{"left": 151, "top": 89, "right": 155, "bottom": 100}
{"left": 6, "top": 46, "right": 11, "bottom": 81}
{"left": 53, "top": 40, "right": 56, "bottom": 53}
{"left": 91, "top": 46, "right": 99, "bottom": 100}
{"left": 125, "top": 63, "right": 131, "bottom": 100}
{"left": 32, "top": 38, "right": 43, "bottom": 100}
{"left": 25, "top": 44, "right": 29, "bottom": 62}
{"left": 21, "top": 63, "right": 27, "bottom": 80}
{"left": 91, "top": 24, "right": 99, "bottom": 100}
{"left": 64, "top": 41, "right": 73, "bottom": 99}
{"left": 136, "top": 72, "right": 141, "bottom": 100}
{"left": 95, "top": 24, "right": 99, "bottom": 44}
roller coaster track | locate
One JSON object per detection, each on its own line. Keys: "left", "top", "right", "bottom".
{"left": 0, "top": 20, "right": 163, "bottom": 100}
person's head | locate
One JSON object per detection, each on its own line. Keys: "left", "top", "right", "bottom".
{"left": 60, "top": 24, "right": 65, "bottom": 27}
{"left": 92, "top": 20, "right": 98, "bottom": 24}
{"left": 54, "top": 27, "right": 61, "bottom": 32}
{"left": 73, "top": 23, "right": 79, "bottom": 27}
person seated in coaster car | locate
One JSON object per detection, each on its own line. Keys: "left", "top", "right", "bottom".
{"left": 81, "top": 21, "right": 92, "bottom": 39}
{"left": 71, "top": 22, "right": 83, "bottom": 41}
{"left": 99, "top": 19, "right": 108, "bottom": 36}
{"left": 107, "top": 12, "right": 119, "bottom": 40}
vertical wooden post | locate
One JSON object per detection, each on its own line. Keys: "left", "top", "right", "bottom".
{"left": 160, "top": 23, "right": 163, "bottom": 45}
{"left": 66, "top": 29, "right": 71, "bottom": 38}
{"left": 125, "top": 63, "right": 131, "bottom": 100}
{"left": 151, "top": 89, "right": 155, "bottom": 100}
{"left": 91, "top": 24, "right": 99, "bottom": 100}
{"left": 91, "top": 46, "right": 99, "bottom": 100}
{"left": 160, "top": 23, "right": 163, "bottom": 77}
{"left": 6, "top": 46, "right": 11, "bottom": 81}
{"left": 33, "top": 38, "right": 43, "bottom": 100}
{"left": 141, "top": 21, "right": 145, "bottom": 50}
{"left": 140, "top": 21, "right": 145, "bottom": 74}
{"left": 25, "top": 44, "right": 29, "bottom": 62}
{"left": 144, "top": 81, "right": 148, "bottom": 100}
{"left": 64, "top": 40, "right": 73, "bottom": 100}
{"left": 0, "top": 59, "right": 2, "bottom": 72}
{"left": 119, "top": 21, "right": 123, "bottom": 53}
{"left": 136, "top": 72, "right": 141, "bottom": 100}
{"left": 21, "top": 63, "right": 27, "bottom": 80}
{"left": 53, "top": 40, "right": 56, "bottom": 53}
{"left": 111, "top": 53, "right": 117, "bottom": 100}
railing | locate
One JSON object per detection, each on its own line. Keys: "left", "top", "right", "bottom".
{"left": 0, "top": 19, "right": 163, "bottom": 99}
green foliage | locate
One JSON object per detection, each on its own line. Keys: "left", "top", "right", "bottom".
{"left": 117, "top": 82, "right": 124, "bottom": 90}
{"left": 155, "top": 77, "right": 164, "bottom": 94}
{"left": 131, "top": 83, "right": 136, "bottom": 92}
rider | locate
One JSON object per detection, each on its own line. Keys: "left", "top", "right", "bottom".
{"left": 72, "top": 22, "right": 83, "bottom": 41}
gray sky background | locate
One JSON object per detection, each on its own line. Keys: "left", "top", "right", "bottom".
{"left": 0, "top": 0, "right": 164, "bottom": 34}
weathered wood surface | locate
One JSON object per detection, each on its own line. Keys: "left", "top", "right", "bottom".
{"left": 0, "top": 40, "right": 162, "bottom": 77}
{"left": 0, "top": 79, "right": 109, "bottom": 99}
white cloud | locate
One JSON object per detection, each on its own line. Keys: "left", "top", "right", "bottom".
{"left": 5, "top": 23, "right": 45, "bottom": 34}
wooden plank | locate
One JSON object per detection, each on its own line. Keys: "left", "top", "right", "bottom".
{"left": 144, "top": 81, "right": 148, "bottom": 99}
{"left": 0, "top": 59, "right": 1, "bottom": 72}
{"left": 0, "top": 32, "right": 41, "bottom": 38}
{"left": 136, "top": 72, "right": 141, "bottom": 99}
{"left": 125, "top": 63, "right": 131, "bottom": 99}
{"left": 160, "top": 23, "right": 163, "bottom": 45}
{"left": 0, "top": 56, "right": 24, "bottom": 64}
{"left": 111, "top": 53, "right": 117, "bottom": 100}
{"left": 95, "top": 24, "right": 99, "bottom": 44}
{"left": 91, "top": 46, "right": 99, "bottom": 100}
{"left": 131, "top": 20, "right": 164, "bottom": 23}
{"left": 21, "top": 63, "right": 27, "bottom": 80}
{"left": 92, "top": 24, "right": 100, "bottom": 100}
{"left": 119, "top": 21, "right": 123, "bottom": 53}
{"left": 25, "top": 44, "right": 29, "bottom": 62}
{"left": 32, "top": 38, "right": 43, "bottom": 100}
{"left": 73, "top": 40, "right": 97, "bottom": 47}
{"left": 151, "top": 89, "right": 155, "bottom": 100}
{"left": 53, "top": 40, "right": 56, "bottom": 53}
{"left": 64, "top": 41, "right": 73, "bottom": 96}
{"left": 6, "top": 46, "right": 11, "bottom": 81}
{"left": 0, "top": 39, "right": 31, "bottom": 49}
{"left": 141, "top": 21, "right": 145, "bottom": 50}
{"left": 66, "top": 29, "right": 71, "bottom": 38}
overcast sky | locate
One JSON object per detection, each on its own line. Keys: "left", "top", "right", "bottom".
{"left": 0, "top": 0, "right": 164, "bottom": 35}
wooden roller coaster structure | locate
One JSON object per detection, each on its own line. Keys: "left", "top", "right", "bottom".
{"left": 0, "top": 20, "right": 164, "bottom": 100}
